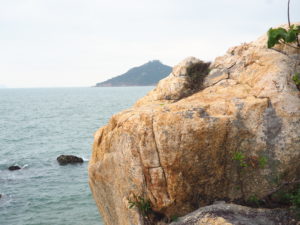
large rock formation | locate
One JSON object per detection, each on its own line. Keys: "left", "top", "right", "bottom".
{"left": 170, "top": 202, "right": 297, "bottom": 225}
{"left": 89, "top": 26, "right": 300, "bottom": 225}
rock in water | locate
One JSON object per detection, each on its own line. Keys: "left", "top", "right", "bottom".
{"left": 89, "top": 24, "right": 300, "bottom": 225}
{"left": 8, "top": 165, "right": 21, "bottom": 171}
{"left": 57, "top": 155, "right": 83, "bottom": 165}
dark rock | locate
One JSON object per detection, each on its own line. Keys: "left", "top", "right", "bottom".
{"left": 57, "top": 155, "right": 84, "bottom": 165}
{"left": 8, "top": 165, "right": 21, "bottom": 171}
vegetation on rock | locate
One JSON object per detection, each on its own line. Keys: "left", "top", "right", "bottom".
{"left": 267, "top": 0, "right": 300, "bottom": 91}
{"left": 186, "top": 61, "right": 210, "bottom": 90}
{"left": 267, "top": 25, "right": 300, "bottom": 49}
{"left": 267, "top": 0, "right": 300, "bottom": 49}
{"left": 128, "top": 195, "right": 151, "bottom": 217}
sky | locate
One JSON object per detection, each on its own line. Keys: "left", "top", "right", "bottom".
{"left": 0, "top": 0, "right": 299, "bottom": 88}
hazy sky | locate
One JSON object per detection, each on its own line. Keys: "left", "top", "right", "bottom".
{"left": 1, "top": 0, "right": 299, "bottom": 88}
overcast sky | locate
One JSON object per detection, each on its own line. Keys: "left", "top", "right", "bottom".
{"left": 0, "top": 0, "right": 299, "bottom": 88}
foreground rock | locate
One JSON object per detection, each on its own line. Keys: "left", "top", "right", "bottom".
{"left": 57, "top": 155, "right": 83, "bottom": 165}
{"left": 170, "top": 202, "right": 297, "bottom": 225}
{"left": 8, "top": 165, "right": 21, "bottom": 171}
{"left": 89, "top": 24, "right": 300, "bottom": 225}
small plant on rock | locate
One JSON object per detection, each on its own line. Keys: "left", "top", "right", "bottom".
{"left": 267, "top": 0, "right": 300, "bottom": 49}
{"left": 267, "top": 0, "right": 300, "bottom": 90}
{"left": 129, "top": 195, "right": 151, "bottom": 216}
{"left": 267, "top": 24, "right": 300, "bottom": 49}
{"left": 232, "top": 151, "right": 248, "bottom": 168}
{"left": 292, "top": 72, "right": 300, "bottom": 88}
{"left": 258, "top": 156, "right": 268, "bottom": 169}
{"left": 290, "top": 188, "right": 300, "bottom": 217}
{"left": 247, "top": 195, "right": 262, "bottom": 207}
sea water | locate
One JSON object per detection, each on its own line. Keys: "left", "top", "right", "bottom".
{"left": 0, "top": 87, "right": 153, "bottom": 225}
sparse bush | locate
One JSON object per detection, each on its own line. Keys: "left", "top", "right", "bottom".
{"left": 186, "top": 62, "right": 210, "bottom": 90}
{"left": 129, "top": 195, "right": 151, "bottom": 216}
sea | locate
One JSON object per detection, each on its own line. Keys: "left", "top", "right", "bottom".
{"left": 0, "top": 87, "right": 153, "bottom": 225}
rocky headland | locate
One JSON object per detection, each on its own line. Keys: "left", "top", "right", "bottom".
{"left": 89, "top": 24, "right": 300, "bottom": 225}
{"left": 95, "top": 60, "right": 172, "bottom": 87}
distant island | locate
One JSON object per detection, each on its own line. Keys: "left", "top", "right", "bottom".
{"left": 95, "top": 60, "right": 172, "bottom": 87}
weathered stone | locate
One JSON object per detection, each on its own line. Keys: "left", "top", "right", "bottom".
{"left": 170, "top": 202, "right": 297, "bottom": 225}
{"left": 135, "top": 57, "right": 210, "bottom": 106}
{"left": 57, "top": 155, "right": 83, "bottom": 165}
{"left": 8, "top": 165, "right": 21, "bottom": 171}
{"left": 89, "top": 24, "right": 300, "bottom": 225}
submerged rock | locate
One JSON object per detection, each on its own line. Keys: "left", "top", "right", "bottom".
{"left": 89, "top": 24, "right": 300, "bottom": 225}
{"left": 57, "top": 155, "right": 83, "bottom": 165}
{"left": 170, "top": 202, "right": 297, "bottom": 225}
{"left": 8, "top": 165, "right": 21, "bottom": 171}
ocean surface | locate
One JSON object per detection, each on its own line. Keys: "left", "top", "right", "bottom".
{"left": 0, "top": 87, "right": 153, "bottom": 225}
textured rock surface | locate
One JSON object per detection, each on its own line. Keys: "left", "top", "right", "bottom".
{"left": 170, "top": 202, "right": 297, "bottom": 225}
{"left": 89, "top": 26, "right": 300, "bottom": 225}
{"left": 56, "top": 155, "right": 83, "bottom": 165}
{"left": 135, "top": 57, "right": 210, "bottom": 106}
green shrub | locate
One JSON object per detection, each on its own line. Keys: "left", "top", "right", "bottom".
{"left": 267, "top": 25, "right": 300, "bottom": 48}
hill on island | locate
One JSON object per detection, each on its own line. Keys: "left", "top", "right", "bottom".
{"left": 95, "top": 60, "right": 172, "bottom": 87}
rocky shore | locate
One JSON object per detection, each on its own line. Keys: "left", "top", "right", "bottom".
{"left": 89, "top": 24, "right": 300, "bottom": 225}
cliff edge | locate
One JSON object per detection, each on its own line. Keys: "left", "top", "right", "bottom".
{"left": 89, "top": 25, "right": 300, "bottom": 225}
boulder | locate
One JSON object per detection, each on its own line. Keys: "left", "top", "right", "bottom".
{"left": 89, "top": 25, "right": 300, "bottom": 225}
{"left": 57, "top": 155, "right": 83, "bottom": 165}
{"left": 170, "top": 202, "right": 297, "bottom": 225}
{"left": 135, "top": 57, "right": 210, "bottom": 106}
{"left": 8, "top": 165, "right": 21, "bottom": 171}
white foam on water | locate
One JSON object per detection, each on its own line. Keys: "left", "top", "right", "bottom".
{"left": 22, "top": 165, "right": 28, "bottom": 169}
{"left": 82, "top": 157, "right": 89, "bottom": 162}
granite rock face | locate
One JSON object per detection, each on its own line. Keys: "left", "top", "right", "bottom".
{"left": 89, "top": 26, "right": 300, "bottom": 225}
{"left": 170, "top": 202, "right": 297, "bottom": 225}
{"left": 135, "top": 57, "right": 210, "bottom": 106}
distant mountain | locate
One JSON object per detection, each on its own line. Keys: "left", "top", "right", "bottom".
{"left": 95, "top": 60, "right": 172, "bottom": 87}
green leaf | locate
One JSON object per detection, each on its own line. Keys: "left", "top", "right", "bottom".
{"left": 286, "top": 29, "right": 297, "bottom": 43}
{"left": 267, "top": 28, "right": 288, "bottom": 48}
